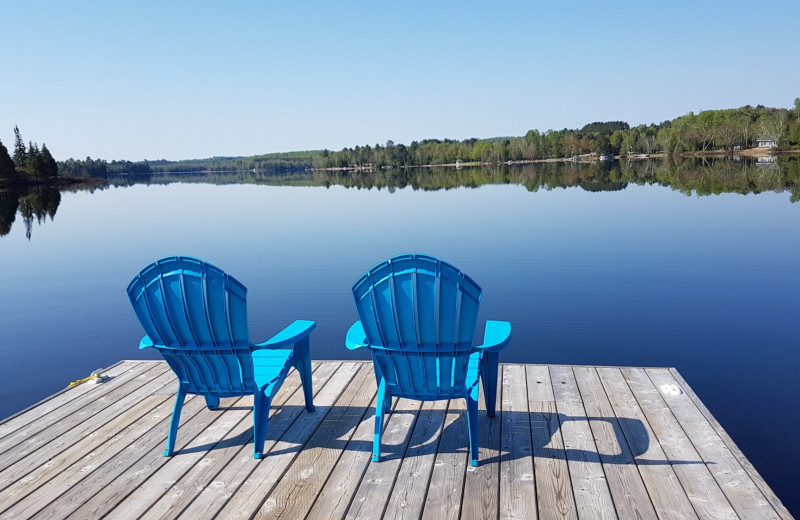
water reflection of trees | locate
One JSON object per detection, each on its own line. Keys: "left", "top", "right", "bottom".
{"left": 101, "top": 157, "right": 799, "bottom": 200}
{"left": 3, "top": 157, "right": 798, "bottom": 240}
{"left": 0, "top": 186, "right": 62, "bottom": 239}
{"left": 312, "top": 157, "right": 800, "bottom": 201}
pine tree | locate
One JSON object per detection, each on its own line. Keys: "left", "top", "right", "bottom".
{"left": 0, "top": 139, "right": 16, "bottom": 179}
{"left": 40, "top": 144, "right": 59, "bottom": 178}
{"left": 25, "top": 142, "right": 43, "bottom": 177}
{"left": 12, "top": 126, "right": 27, "bottom": 169}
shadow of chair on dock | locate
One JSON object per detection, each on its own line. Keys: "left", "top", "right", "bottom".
{"left": 176, "top": 402, "right": 706, "bottom": 467}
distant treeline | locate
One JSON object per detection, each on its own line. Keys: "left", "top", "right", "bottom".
{"left": 313, "top": 101, "right": 800, "bottom": 169}
{"left": 4, "top": 100, "right": 800, "bottom": 182}
{"left": 57, "top": 151, "right": 317, "bottom": 178}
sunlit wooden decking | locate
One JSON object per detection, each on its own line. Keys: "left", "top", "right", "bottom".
{"left": 0, "top": 360, "right": 790, "bottom": 519}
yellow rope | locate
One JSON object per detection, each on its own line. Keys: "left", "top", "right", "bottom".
{"left": 68, "top": 374, "right": 99, "bottom": 387}
{"left": 68, "top": 371, "right": 104, "bottom": 388}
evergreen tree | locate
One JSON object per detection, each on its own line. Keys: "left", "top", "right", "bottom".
{"left": 25, "top": 142, "right": 43, "bottom": 177}
{"left": 12, "top": 126, "right": 27, "bottom": 168}
{"left": 0, "top": 139, "right": 16, "bottom": 179}
{"left": 40, "top": 144, "right": 59, "bottom": 177}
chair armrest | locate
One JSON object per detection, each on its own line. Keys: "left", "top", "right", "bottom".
{"left": 254, "top": 319, "right": 316, "bottom": 349}
{"left": 345, "top": 321, "right": 369, "bottom": 350}
{"left": 139, "top": 335, "right": 154, "bottom": 350}
{"left": 475, "top": 320, "right": 511, "bottom": 352}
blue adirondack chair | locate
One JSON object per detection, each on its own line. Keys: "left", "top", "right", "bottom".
{"left": 126, "top": 256, "right": 315, "bottom": 459}
{"left": 346, "top": 254, "right": 511, "bottom": 466}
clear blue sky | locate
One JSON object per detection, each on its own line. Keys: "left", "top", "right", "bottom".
{"left": 2, "top": 0, "right": 798, "bottom": 162}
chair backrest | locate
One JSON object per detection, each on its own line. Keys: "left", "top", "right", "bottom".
{"left": 352, "top": 254, "right": 482, "bottom": 399}
{"left": 127, "top": 256, "right": 256, "bottom": 396}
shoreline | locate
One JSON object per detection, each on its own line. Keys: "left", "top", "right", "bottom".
{"left": 314, "top": 148, "right": 799, "bottom": 172}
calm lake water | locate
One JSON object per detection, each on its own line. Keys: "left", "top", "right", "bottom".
{"left": 1, "top": 159, "right": 799, "bottom": 513}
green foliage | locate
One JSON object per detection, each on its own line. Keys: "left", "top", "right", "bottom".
{"left": 12, "top": 126, "right": 26, "bottom": 169}
{"left": 0, "top": 139, "right": 16, "bottom": 180}
{"left": 314, "top": 101, "right": 800, "bottom": 168}
{"left": 58, "top": 157, "right": 109, "bottom": 178}
{"left": 3, "top": 127, "right": 62, "bottom": 181}
{"left": 581, "top": 121, "right": 630, "bottom": 133}
{"left": 39, "top": 145, "right": 59, "bottom": 178}
{"left": 25, "top": 142, "right": 43, "bottom": 177}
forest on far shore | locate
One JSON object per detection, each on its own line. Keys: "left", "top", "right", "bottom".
{"left": 313, "top": 100, "right": 800, "bottom": 169}
{"left": 3, "top": 99, "right": 799, "bottom": 181}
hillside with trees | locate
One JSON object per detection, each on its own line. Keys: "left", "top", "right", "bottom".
{"left": 313, "top": 100, "right": 800, "bottom": 169}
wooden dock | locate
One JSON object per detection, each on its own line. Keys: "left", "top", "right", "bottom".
{"left": 0, "top": 360, "right": 790, "bottom": 519}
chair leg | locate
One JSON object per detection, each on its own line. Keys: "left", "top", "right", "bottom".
{"left": 296, "top": 337, "right": 315, "bottom": 412}
{"left": 372, "top": 379, "right": 387, "bottom": 462}
{"left": 253, "top": 391, "right": 272, "bottom": 459}
{"left": 164, "top": 387, "right": 187, "bottom": 457}
{"left": 481, "top": 351, "right": 499, "bottom": 418}
{"left": 204, "top": 396, "right": 220, "bottom": 410}
{"left": 466, "top": 394, "right": 480, "bottom": 467}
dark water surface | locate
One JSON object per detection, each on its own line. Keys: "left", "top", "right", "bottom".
{"left": 1, "top": 160, "right": 798, "bottom": 513}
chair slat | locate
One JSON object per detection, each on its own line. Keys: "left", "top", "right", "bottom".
{"left": 371, "top": 262, "right": 400, "bottom": 347}
{"left": 390, "top": 256, "right": 416, "bottom": 346}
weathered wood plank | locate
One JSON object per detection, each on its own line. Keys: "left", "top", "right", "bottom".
{"left": 175, "top": 362, "right": 342, "bottom": 520}
{"left": 0, "top": 389, "right": 170, "bottom": 503}
{"left": 669, "top": 368, "right": 793, "bottom": 520}
{"left": 572, "top": 366, "right": 657, "bottom": 520}
{"left": 0, "top": 360, "right": 145, "bottom": 439}
{"left": 647, "top": 369, "right": 783, "bottom": 520}
{"left": 72, "top": 366, "right": 316, "bottom": 520}
{"left": 0, "top": 367, "right": 176, "bottom": 497}
{"left": 549, "top": 366, "right": 581, "bottom": 404}
{"left": 461, "top": 375, "right": 502, "bottom": 520}
{"left": 255, "top": 363, "right": 377, "bottom": 520}
{"left": 499, "top": 364, "right": 536, "bottom": 520}
{"left": 305, "top": 391, "right": 379, "bottom": 520}
{"left": 36, "top": 398, "right": 209, "bottom": 519}
{"left": 136, "top": 367, "right": 315, "bottom": 520}
{"left": 527, "top": 365, "right": 555, "bottom": 402}
{"left": 552, "top": 366, "right": 615, "bottom": 520}
{"left": 555, "top": 400, "right": 616, "bottom": 520}
{"left": 621, "top": 368, "right": 738, "bottom": 520}
{"left": 596, "top": 367, "right": 698, "bottom": 520}
{"left": 382, "top": 399, "right": 448, "bottom": 520}
{"left": 28, "top": 394, "right": 206, "bottom": 520}
{"left": 1, "top": 393, "right": 203, "bottom": 519}
{"left": 0, "top": 362, "right": 170, "bottom": 470}
{"left": 528, "top": 365, "right": 577, "bottom": 520}
{"left": 346, "top": 398, "right": 424, "bottom": 519}
{"left": 419, "top": 398, "right": 468, "bottom": 520}
{"left": 213, "top": 362, "right": 361, "bottom": 520}
{"left": 129, "top": 395, "right": 254, "bottom": 520}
